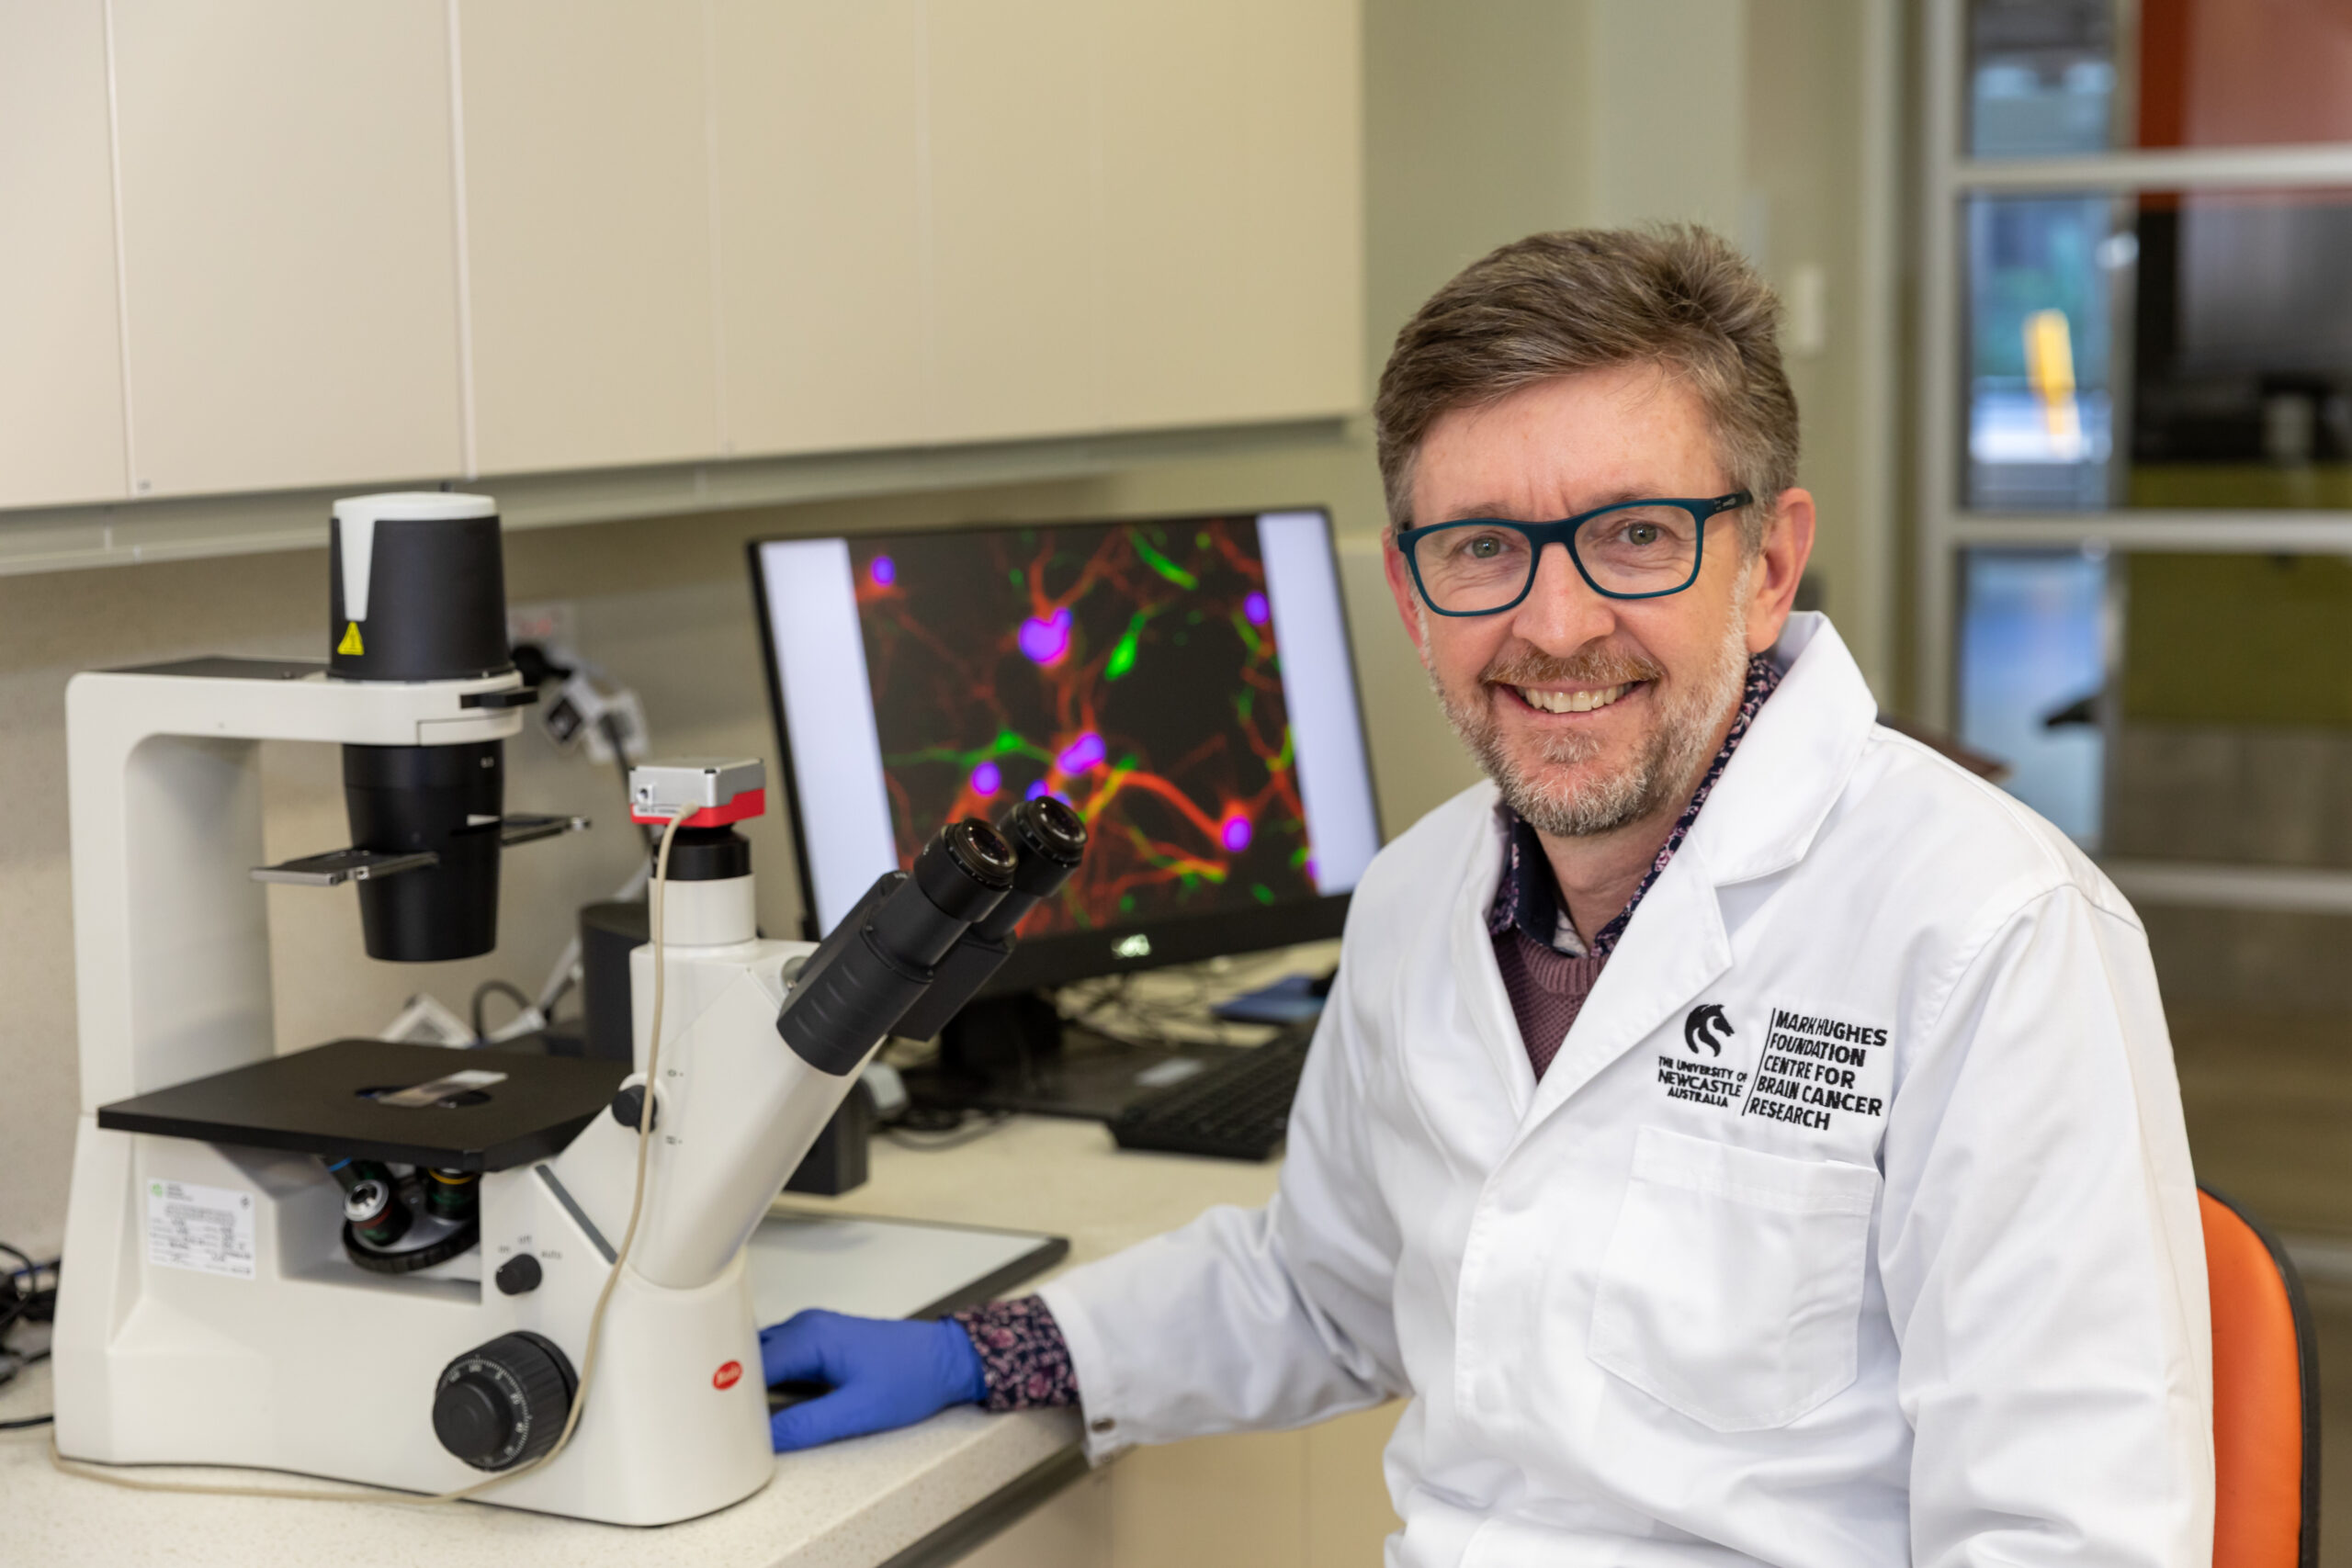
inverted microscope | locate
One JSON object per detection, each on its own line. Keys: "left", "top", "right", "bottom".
{"left": 51, "top": 493, "right": 1085, "bottom": 1524}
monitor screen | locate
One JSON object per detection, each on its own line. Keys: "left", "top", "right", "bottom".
{"left": 752, "top": 509, "right": 1383, "bottom": 990}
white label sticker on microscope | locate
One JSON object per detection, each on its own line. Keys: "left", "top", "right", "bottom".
{"left": 145, "top": 1179, "right": 257, "bottom": 1280}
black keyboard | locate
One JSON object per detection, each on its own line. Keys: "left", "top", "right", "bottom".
{"left": 1109, "top": 1028, "right": 1314, "bottom": 1161}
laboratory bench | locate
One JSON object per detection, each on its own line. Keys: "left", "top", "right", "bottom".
{"left": 0, "top": 1114, "right": 1400, "bottom": 1568}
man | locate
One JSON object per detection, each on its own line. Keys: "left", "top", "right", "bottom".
{"left": 761, "top": 227, "right": 2213, "bottom": 1565}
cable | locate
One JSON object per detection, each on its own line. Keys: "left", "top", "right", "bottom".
{"left": 469, "top": 978, "right": 533, "bottom": 1041}
{"left": 0, "top": 1247, "right": 54, "bottom": 1428}
{"left": 884, "top": 1111, "right": 1014, "bottom": 1153}
{"left": 0, "top": 1244, "right": 39, "bottom": 1339}
{"left": 502, "top": 803, "right": 687, "bottom": 1480}
{"left": 47, "top": 807, "right": 694, "bottom": 1508}
{"left": 0, "top": 1343, "right": 50, "bottom": 1393}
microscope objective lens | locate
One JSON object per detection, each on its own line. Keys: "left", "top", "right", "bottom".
{"left": 343, "top": 1178, "right": 411, "bottom": 1247}
{"left": 427, "top": 1168, "right": 481, "bottom": 1221}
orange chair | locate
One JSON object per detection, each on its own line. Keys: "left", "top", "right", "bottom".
{"left": 2201, "top": 1185, "right": 2320, "bottom": 1568}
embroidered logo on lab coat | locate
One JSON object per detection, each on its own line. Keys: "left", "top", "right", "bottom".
{"left": 1683, "top": 1003, "right": 1735, "bottom": 1056}
{"left": 1657, "top": 1004, "right": 1748, "bottom": 1109}
{"left": 1738, "top": 1006, "right": 1893, "bottom": 1134}
{"left": 1655, "top": 1003, "right": 1894, "bottom": 1132}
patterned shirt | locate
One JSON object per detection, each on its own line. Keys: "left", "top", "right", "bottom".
{"left": 955, "top": 652, "right": 1784, "bottom": 1409}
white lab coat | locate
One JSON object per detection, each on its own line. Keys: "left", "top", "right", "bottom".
{"left": 1039, "top": 614, "right": 2212, "bottom": 1567}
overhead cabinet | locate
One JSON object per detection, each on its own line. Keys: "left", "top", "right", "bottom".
{"left": 108, "top": 0, "right": 467, "bottom": 499}
{"left": 709, "top": 0, "right": 928, "bottom": 458}
{"left": 458, "top": 0, "right": 722, "bottom": 477}
{"left": 922, "top": 0, "right": 1102, "bottom": 446}
{"left": 0, "top": 0, "right": 126, "bottom": 512}
{"left": 5, "top": 0, "right": 1362, "bottom": 517}
{"left": 1091, "top": 0, "right": 1374, "bottom": 434}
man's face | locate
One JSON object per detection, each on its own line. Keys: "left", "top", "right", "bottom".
{"left": 1383, "top": 364, "right": 1812, "bottom": 840}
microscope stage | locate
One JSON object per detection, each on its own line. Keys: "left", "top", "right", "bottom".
{"left": 96, "top": 1038, "right": 628, "bottom": 1170}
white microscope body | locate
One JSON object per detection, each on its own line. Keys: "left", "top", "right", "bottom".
{"left": 51, "top": 671, "right": 865, "bottom": 1523}
{"left": 50, "top": 495, "right": 1063, "bottom": 1525}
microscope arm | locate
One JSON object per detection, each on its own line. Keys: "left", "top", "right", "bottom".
{"left": 615, "top": 828, "right": 1022, "bottom": 1293}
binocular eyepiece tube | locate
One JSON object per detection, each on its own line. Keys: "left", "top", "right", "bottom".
{"left": 775, "top": 801, "right": 1090, "bottom": 1076}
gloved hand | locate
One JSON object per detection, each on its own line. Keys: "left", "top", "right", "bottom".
{"left": 759, "top": 1308, "right": 989, "bottom": 1452}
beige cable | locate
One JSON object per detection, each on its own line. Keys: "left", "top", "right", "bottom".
{"left": 50, "top": 807, "right": 693, "bottom": 1508}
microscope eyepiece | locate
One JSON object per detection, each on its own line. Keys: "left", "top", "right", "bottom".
{"left": 1007, "top": 795, "right": 1087, "bottom": 873}
{"left": 776, "top": 818, "right": 1018, "bottom": 1075}
{"left": 774, "top": 809, "right": 1094, "bottom": 1075}
{"left": 969, "top": 797, "right": 1091, "bottom": 939}
{"left": 915, "top": 819, "right": 1016, "bottom": 923}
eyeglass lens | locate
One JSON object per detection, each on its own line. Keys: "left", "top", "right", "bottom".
{"left": 1413, "top": 504, "right": 1702, "bottom": 611}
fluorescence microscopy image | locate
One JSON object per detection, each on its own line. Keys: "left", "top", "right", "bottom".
{"left": 850, "top": 518, "right": 1315, "bottom": 934}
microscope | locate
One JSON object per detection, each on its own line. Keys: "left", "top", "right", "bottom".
{"left": 51, "top": 493, "right": 1087, "bottom": 1524}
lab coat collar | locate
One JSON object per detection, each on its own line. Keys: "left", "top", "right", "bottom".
{"left": 1464, "top": 613, "right": 1878, "bottom": 1133}
{"left": 1679, "top": 613, "right": 1878, "bottom": 887}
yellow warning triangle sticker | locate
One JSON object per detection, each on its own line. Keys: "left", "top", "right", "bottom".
{"left": 337, "top": 622, "right": 365, "bottom": 656}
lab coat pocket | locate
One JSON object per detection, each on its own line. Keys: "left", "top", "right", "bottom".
{"left": 1588, "top": 1125, "right": 1880, "bottom": 1432}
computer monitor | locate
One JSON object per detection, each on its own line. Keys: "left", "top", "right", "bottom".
{"left": 750, "top": 508, "right": 1384, "bottom": 1115}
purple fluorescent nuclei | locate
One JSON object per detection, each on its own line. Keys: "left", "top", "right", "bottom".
{"left": 970, "top": 761, "right": 1001, "bottom": 797}
{"left": 869, "top": 555, "right": 897, "bottom": 588}
{"left": 1244, "top": 592, "right": 1270, "bottom": 626}
{"left": 1019, "top": 607, "right": 1072, "bottom": 665}
{"left": 1057, "top": 732, "right": 1106, "bottom": 774}
{"left": 1024, "top": 779, "right": 1049, "bottom": 801}
{"left": 1219, "top": 813, "right": 1253, "bottom": 853}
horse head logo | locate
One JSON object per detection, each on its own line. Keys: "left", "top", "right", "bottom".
{"left": 1683, "top": 1003, "right": 1734, "bottom": 1057}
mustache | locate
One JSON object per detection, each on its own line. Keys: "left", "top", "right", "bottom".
{"left": 1478, "top": 644, "right": 1666, "bottom": 690}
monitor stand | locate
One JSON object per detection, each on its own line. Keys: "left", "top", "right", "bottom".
{"left": 899, "top": 993, "right": 1251, "bottom": 1124}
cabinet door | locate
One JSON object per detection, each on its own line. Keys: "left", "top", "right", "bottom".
{"left": 109, "top": 0, "right": 463, "bottom": 498}
{"left": 1075, "top": 0, "right": 1364, "bottom": 440}
{"left": 1092, "top": 0, "right": 1251, "bottom": 434}
{"left": 458, "top": 0, "right": 719, "bottom": 476}
{"left": 711, "top": 0, "right": 926, "bottom": 457}
{"left": 0, "top": 0, "right": 126, "bottom": 510}
{"left": 923, "top": 0, "right": 1100, "bottom": 445}
{"left": 1232, "top": 0, "right": 1363, "bottom": 421}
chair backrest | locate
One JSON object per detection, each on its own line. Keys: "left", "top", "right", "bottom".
{"left": 2201, "top": 1185, "right": 2319, "bottom": 1568}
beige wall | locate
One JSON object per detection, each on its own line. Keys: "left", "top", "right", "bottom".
{"left": 0, "top": 0, "right": 1895, "bottom": 1265}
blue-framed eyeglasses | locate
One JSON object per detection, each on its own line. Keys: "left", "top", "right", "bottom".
{"left": 1394, "top": 491, "right": 1751, "bottom": 616}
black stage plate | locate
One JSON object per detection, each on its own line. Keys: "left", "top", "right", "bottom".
{"left": 96, "top": 1038, "right": 628, "bottom": 1171}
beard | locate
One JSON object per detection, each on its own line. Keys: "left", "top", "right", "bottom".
{"left": 1420, "top": 577, "right": 1753, "bottom": 840}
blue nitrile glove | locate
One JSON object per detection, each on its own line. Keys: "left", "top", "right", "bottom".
{"left": 759, "top": 1308, "right": 989, "bottom": 1452}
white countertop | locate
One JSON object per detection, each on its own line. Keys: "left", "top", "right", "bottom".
{"left": 0, "top": 1115, "right": 1284, "bottom": 1567}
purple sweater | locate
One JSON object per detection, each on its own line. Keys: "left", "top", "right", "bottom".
{"left": 952, "top": 656, "right": 1785, "bottom": 1407}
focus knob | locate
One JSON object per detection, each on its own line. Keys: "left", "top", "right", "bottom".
{"left": 432, "top": 1331, "right": 575, "bottom": 1472}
